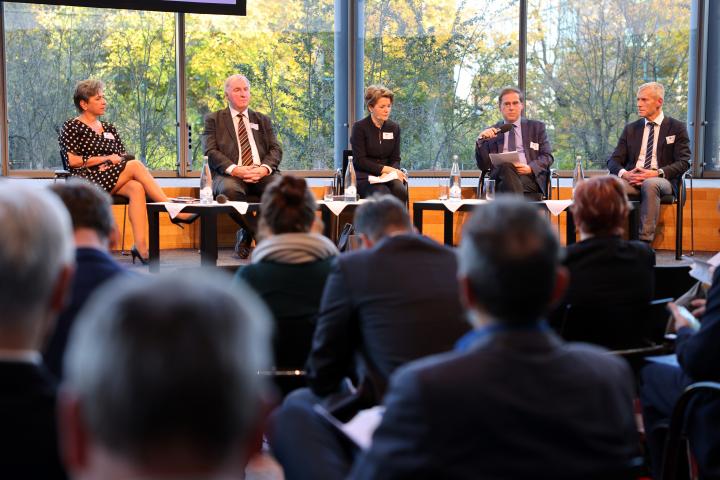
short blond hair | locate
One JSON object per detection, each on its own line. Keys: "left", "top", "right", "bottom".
{"left": 364, "top": 85, "right": 394, "bottom": 111}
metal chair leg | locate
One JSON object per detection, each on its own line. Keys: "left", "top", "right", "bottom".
{"left": 689, "top": 174, "right": 695, "bottom": 256}
{"left": 120, "top": 204, "right": 128, "bottom": 255}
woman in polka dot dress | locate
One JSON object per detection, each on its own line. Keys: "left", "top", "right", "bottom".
{"left": 59, "top": 79, "right": 196, "bottom": 263}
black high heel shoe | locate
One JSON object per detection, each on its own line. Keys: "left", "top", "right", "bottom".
{"left": 169, "top": 213, "right": 200, "bottom": 229}
{"left": 130, "top": 246, "right": 149, "bottom": 265}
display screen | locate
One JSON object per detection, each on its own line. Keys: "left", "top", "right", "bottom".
{"left": 21, "top": 0, "right": 246, "bottom": 15}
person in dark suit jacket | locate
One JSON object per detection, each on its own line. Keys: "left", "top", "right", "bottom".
{"left": 305, "top": 195, "right": 469, "bottom": 405}
{"left": 0, "top": 182, "right": 75, "bottom": 480}
{"left": 44, "top": 179, "right": 127, "bottom": 379}
{"left": 350, "top": 85, "right": 407, "bottom": 203}
{"left": 235, "top": 176, "right": 339, "bottom": 394}
{"left": 552, "top": 176, "right": 656, "bottom": 346}
{"left": 607, "top": 81, "right": 691, "bottom": 243}
{"left": 203, "top": 74, "right": 283, "bottom": 257}
{"left": 640, "top": 268, "right": 720, "bottom": 479}
{"left": 269, "top": 198, "right": 639, "bottom": 480}
{"left": 475, "top": 87, "right": 554, "bottom": 199}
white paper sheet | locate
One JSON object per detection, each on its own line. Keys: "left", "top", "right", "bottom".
{"left": 489, "top": 151, "right": 520, "bottom": 166}
{"left": 369, "top": 171, "right": 399, "bottom": 184}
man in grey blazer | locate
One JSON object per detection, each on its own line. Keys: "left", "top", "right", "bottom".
{"left": 204, "top": 74, "right": 282, "bottom": 257}
{"left": 607, "top": 81, "right": 691, "bottom": 243}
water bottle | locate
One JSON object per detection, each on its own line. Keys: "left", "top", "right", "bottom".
{"left": 333, "top": 168, "right": 343, "bottom": 196}
{"left": 344, "top": 156, "right": 357, "bottom": 201}
{"left": 199, "top": 156, "right": 214, "bottom": 204}
{"left": 449, "top": 155, "right": 462, "bottom": 200}
{"left": 572, "top": 155, "right": 585, "bottom": 197}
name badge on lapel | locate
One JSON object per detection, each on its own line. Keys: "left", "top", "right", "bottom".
{"left": 666, "top": 135, "right": 676, "bottom": 144}
{"left": 250, "top": 123, "right": 259, "bottom": 130}
{"left": 103, "top": 132, "right": 115, "bottom": 140}
{"left": 382, "top": 132, "right": 394, "bottom": 140}
{"left": 530, "top": 142, "right": 539, "bottom": 151}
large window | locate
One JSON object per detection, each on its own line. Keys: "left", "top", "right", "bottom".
{"left": 4, "top": 3, "right": 177, "bottom": 170}
{"left": 526, "top": 0, "right": 691, "bottom": 170}
{"left": 185, "top": 0, "right": 335, "bottom": 172}
{"left": 0, "top": 0, "right": 705, "bottom": 175}
{"left": 363, "top": 0, "right": 519, "bottom": 170}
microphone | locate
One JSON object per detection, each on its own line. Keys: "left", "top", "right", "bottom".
{"left": 216, "top": 194, "right": 228, "bottom": 204}
{"left": 120, "top": 153, "right": 135, "bottom": 161}
{"left": 479, "top": 123, "right": 513, "bottom": 140}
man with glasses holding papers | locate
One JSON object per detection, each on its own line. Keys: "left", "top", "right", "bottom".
{"left": 475, "top": 87, "right": 554, "bottom": 200}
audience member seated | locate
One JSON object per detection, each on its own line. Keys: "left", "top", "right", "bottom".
{"left": 305, "top": 194, "right": 469, "bottom": 408}
{"left": 58, "top": 270, "right": 273, "bottom": 480}
{"left": 0, "top": 181, "right": 74, "bottom": 480}
{"left": 552, "top": 176, "right": 655, "bottom": 346}
{"left": 44, "top": 179, "right": 128, "bottom": 379}
{"left": 270, "top": 197, "right": 640, "bottom": 480}
{"left": 640, "top": 270, "right": 720, "bottom": 479}
{"left": 236, "top": 176, "right": 338, "bottom": 387}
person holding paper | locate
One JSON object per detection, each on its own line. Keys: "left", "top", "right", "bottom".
{"left": 204, "top": 74, "right": 283, "bottom": 258}
{"left": 475, "top": 87, "right": 554, "bottom": 199}
{"left": 639, "top": 267, "right": 720, "bottom": 478}
{"left": 607, "top": 82, "right": 691, "bottom": 244}
{"left": 350, "top": 85, "right": 407, "bottom": 203}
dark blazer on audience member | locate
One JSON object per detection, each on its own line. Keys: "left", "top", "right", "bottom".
{"left": 306, "top": 234, "right": 469, "bottom": 404}
{"left": 562, "top": 235, "right": 656, "bottom": 307}
{"left": 237, "top": 258, "right": 334, "bottom": 370}
{"left": 44, "top": 247, "right": 125, "bottom": 379}
{"left": 606, "top": 115, "right": 691, "bottom": 193}
{"left": 474, "top": 118, "right": 554, "bottom": 197}
{"left": 0, "top": 361, "right": 67, "bottom": 480}
{"left": 350, "top": 115, "right": 401, "bottom": 182}
{"left": 350, "top": 329, "right": 639, "bottom": 479}
{"left": 203, "top": 107, "right": 282, "bottom": 177}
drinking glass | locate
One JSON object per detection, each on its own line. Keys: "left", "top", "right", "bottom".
{"left": 484, "top": 178, "right": 496, "bottom": 201}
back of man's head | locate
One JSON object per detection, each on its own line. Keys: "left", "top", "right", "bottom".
{"left": 353, "top": 194, "right": 412, "bottom": 243}
{"left": 458, "top": 197, "right": 560, "bottom": 325}
{"left": 0, "top": 181, "right": 74, "bottom": 330}
{"left": 50, "top": 179, "right": 115, "bottom": 241}
{"left": 61, "top": 271, "right": 273, "bottom": 476}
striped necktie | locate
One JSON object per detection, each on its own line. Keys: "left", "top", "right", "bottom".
{"left": 507, "top": 124, "right": 516, "bottom": 152}
{"left": 237, "top": 113, "right": 254, "bottom": 167}
{"left": 643, "top": 122, "right": 656, "bottom": 169}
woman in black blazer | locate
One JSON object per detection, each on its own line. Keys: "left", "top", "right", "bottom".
{"left": 350, "top": 85, "right": 407, "bottom": 202}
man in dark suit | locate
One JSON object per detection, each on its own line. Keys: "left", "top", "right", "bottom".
{"left": 640, "top": 270, "right": 720, "bottom": 478}
{"left": 204, "top": 73, "right": 282, "bottom": 258}
{"left": 305, "top": 195, "right": 469, "bottom": 406}
{"left": 45, "top": 179, "right": 126, "bottom": 379}
{"left": 475, "top": 86, "right": 554, "bottom": 199}
{"left": 607, "top": 81, "right": 691, "bottom": 243}
{"left": 0, "top": 181, "right": 74, "bottom": 480}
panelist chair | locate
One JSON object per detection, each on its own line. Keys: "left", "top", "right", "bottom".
{"left": 342, "top": 149, "right": 409, "bottom": 210}
{"left": 661, "top": 381, "right": 720, "bottom": 480}
{"left": 628, "top": 170, "right": 694, "bottom": 260}
{"left": 54, "top": 162, "right": 131, "bottom": 255}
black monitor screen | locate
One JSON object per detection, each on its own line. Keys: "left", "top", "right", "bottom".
{"left": 20, "top": 0, "right": 246, "bottom": 15}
